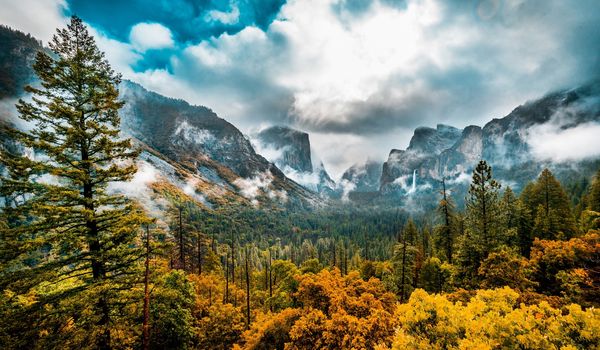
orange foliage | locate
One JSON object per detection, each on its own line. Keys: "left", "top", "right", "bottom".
{"left": 288, "top": 269, "right": 398, "bottom": 349}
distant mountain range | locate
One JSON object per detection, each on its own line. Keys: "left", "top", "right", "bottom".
{"left": 1, "top": 25, "right": 599, "bottom": 213}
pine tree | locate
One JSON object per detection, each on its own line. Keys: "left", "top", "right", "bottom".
{"left": 393, "top": 219, "right": 418, "bottom": 302}
{"left": 465, "top": 160, "right": 503, "bottom": 254}
{"left": 529, "top": 169, "right": 577, "bottom": 239}
{"left": 434, "top": 178, "right": 456, "bottom": 263}
{"left": 456, "top": 160, "right": 503, "bottom": 285}
{"left": 518, "top": 182, "right": 536, "bottom": 256}
{"left": 589, "top": 169, "right": 600, "bottom": 213}
{"left": 0, "top": 17, "right": 145, "bottom": 349}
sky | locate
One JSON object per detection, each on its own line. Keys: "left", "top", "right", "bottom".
{"left": 1, "top": 0, "right": 599, "bottom": 178}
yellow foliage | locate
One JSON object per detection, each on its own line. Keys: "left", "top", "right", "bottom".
{"left": 390, "top": 287, "right": 600, "bottom": 350}
{"left": 285, "top": 269, "right": 398, "bottom": 349}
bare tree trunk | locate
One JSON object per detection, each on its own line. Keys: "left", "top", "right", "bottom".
{"left": 142, "top": 224, "right": 151, "bottom": 350}
{"left": 178, "top": 206, "right": 185, "bottom": 270}
{"left": 197, "top": 233, "right": 203, "bottom": 275}
{"left": 225, "top": 253, "right": 229, "bottom": 304}
{"left": 245, "top": 247, "right": 251, "bottom": 330}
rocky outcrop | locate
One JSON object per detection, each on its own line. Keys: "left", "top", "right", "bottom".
{"left": 253, "top": 125, "right": 335, "bottom": 194}
{"left": 380, "top": 124, "right": 461, "bottom": 191}
{"left": 256, "top": 126, "right": 313, "bottom": 173}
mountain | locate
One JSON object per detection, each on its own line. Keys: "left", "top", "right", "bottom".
{"left": 0, "top": 26, "right": 321, "bottom": 211}
{"left": 379, "top": 82, "right": 600, "bottom": 207}
{"left": 341, "top": 160, "right": 383, "bottom": 193}
{"left": 380, "top": 124, "right": 462, "bottom": 193}
{"left": 0, "top": 25, "right": 43, "bottom": 99}
{"left": 253, "top": 125, "right": 335, "bottom": 194}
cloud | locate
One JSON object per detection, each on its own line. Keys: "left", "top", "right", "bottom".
{"left": 233, "top": 171, "right": 287, "bottom": 205}
{"left": 0, "top": 0, "right": 68, "bottom": 42}
{"left": 446, "top": 171, "right": 471, "bottom": 185}
{"left": 129, "top": 22, "right": 174, "bottom": 52}
{"left": 174, "top": 120, "right": 216, "bottom": 145}
{"left": 117, "top": 0, "right": 600, "bottom": 177}
{"left": 206, "top": 2, "right": 240, "bottom": 25}
{"left": 337, "top": 179, "right": 356, "bottom": 201}
{"left": 528, "top": 121, "right": 600, "bottom": 162}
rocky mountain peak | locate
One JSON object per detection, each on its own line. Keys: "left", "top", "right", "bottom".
{"left": 253, "top": 125, "right": 335, "bottom": 194}
{"left": 256, "top": 126, "right": 313, "bottom": 173}
{"left": 408, "top": 124, "right": 462, "bottom": 154}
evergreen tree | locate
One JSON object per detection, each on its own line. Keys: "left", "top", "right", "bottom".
{"left": 392, "top": 219, "right": 418, "bottom": 301}
{"left": 456, "top": 160, "right": 503, "bottom": 285}
{"left": 501, "top": 187, "right": 519, "bottom": 231}
{"left": 0, "top": 17, "right": 145, "bottom": 349}
{"left": 464, "top": 160, "right": 503, "bottom": 254}
{"left": 589, "top": 169, "right": 600, "bottom": 213}
{"left": 434, "top": 178, "right": 456, "bottom": 263}
{"left": 518, "top": 182, "right": 536, "bottom": 256}
{"left": 529, "top": 169, "right": 577, "bottom": 239}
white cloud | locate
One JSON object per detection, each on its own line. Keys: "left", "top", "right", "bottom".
{"left": 446, "top": 171, "right": 471, "bottom": 185}
{"left": 108, "top": 161, "right": 158, "bottom": 200}
{"left": 337, "top": 178, "right": 356, "bottom": 201}
{"left": 0, "top": 0, "right": 67, "bottom": 42}
{"left": 29, "top": 0, "right": 592, "bottom": 179}
{"left": 174, "top": 120, "right": 216, "bottom": 145}
{"left": 528, "top": 121, "right": 600, "bottom": 162}
{"left": 233, "top": 171, "right": 287, "bottom": 205}
{"left": 129, "top": 22, "right": 174, "bottom": 52}
{"left": 89, "top": 27, "right": 142, "bottom": 76}
{"left": 127, "top": 0, "right": 597, "bottom": 177}
{"left": 251, "top": 139, "right": 289, "bottom": 164}
{"left": 205, "top": 2, "right": 240, "bottom": 25}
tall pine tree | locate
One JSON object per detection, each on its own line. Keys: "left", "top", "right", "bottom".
{"left": 0, "top": 17, "right": 145, "bottom": 349}
{"left": 456, "top": 160, "right": 503, "bottom": 285}
{"left": 529, "top": 169, "right": 577, "bottom": 239}
{"left": 589, "top": 169, "right": 600, "bottom": 213}
{"left": 392, "top": 218, "right": 417, "bottom": 302}
{"left": 434, "top": 178, "right": 456, "bottom": 263}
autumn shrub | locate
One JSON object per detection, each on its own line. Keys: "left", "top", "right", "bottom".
{"left": 285, "top": 269, "right": 398, "bottom": 349}
{"left": 238, "top": 308, "right": 303, "bottom": 350}
{"left": 197, "top": 303, "right": 246, "bottom": 350}
{"left": 390, "top": 287, "right": 600, "bottom": 350}
{"left": 529, "top": 231, "right": 600, "bottom": 306}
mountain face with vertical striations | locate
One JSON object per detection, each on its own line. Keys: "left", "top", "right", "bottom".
{"left": 253, "top": 125, "right": 335, "bottom": 194}
{"left": 380, "top": 124, "right": 462, "bottom": 193}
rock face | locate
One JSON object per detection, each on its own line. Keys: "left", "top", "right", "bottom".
{"left": 253, "top": 125, "right": 335, "bottom": 194}
{"left": 437, "top": 125, "right": 483, "bottom": 176}
{"left": 118, "top": 82, "right": 320, "bottom": 207}
{"left": 256, "top": 126, "right": 313, "bottom": 173}
{"left": 120, "top": 81, "right": 272, "bottom": 178}
{"left": 380, "top": 124, "right": 461, "bottom": 192}
{"left": 380, "top": 81, "right": 600, "bottom": 199}
{"left": 341, "top": 160, "right": 383, "bottom": 193}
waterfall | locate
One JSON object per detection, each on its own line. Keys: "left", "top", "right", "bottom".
{"left": 410, "top": 169, "right": 417, "bottom": 193}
